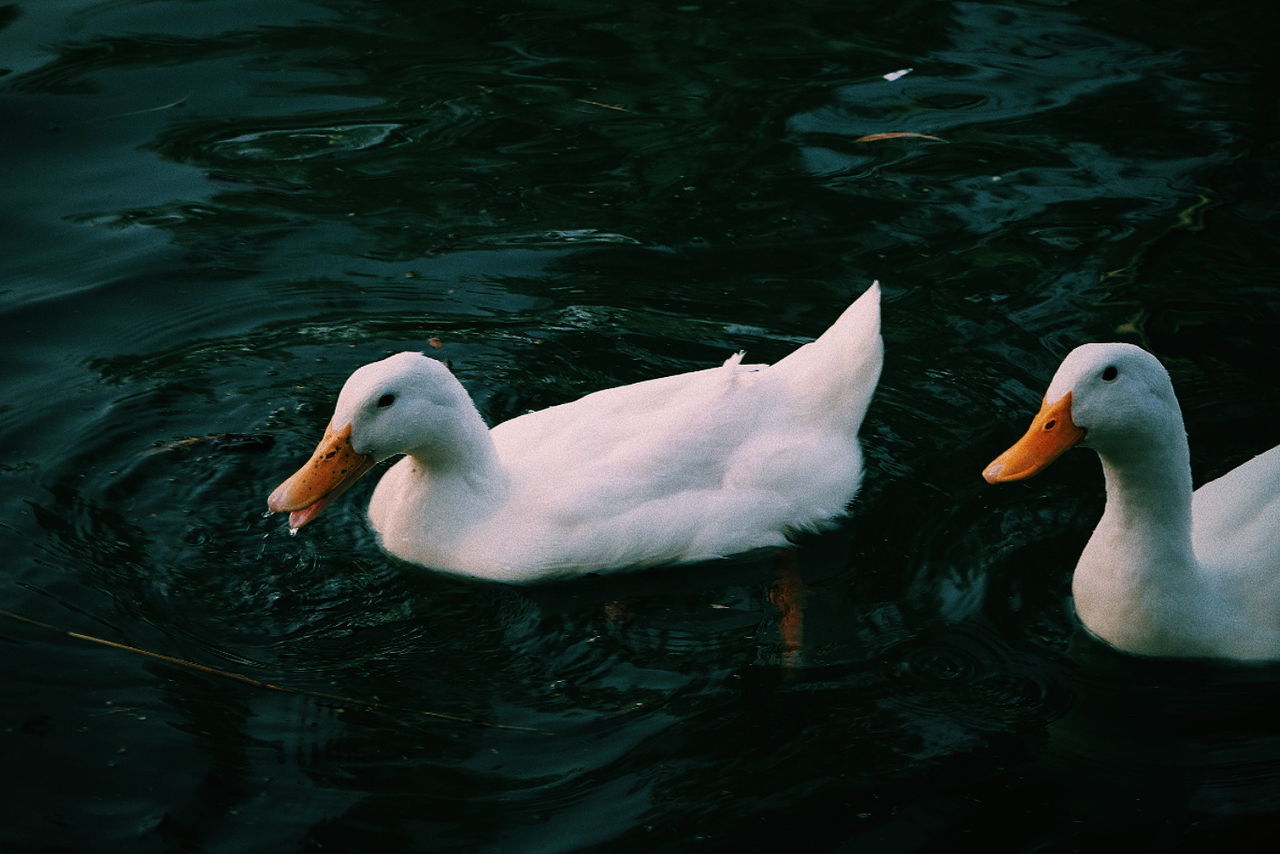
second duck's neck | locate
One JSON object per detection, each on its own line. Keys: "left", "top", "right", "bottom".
{"left": 1094, "top": 432, "right": 1194, "bottom": 546}
{"left": 1073, "top": 431, "right": 1211, "bottom": 656}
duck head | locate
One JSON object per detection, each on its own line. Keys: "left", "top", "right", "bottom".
{"left": 983, "top": 343, "right": 1181, "bottom": 482}
{"left": 267, "top": 352, "right": 479, "bottom": 529}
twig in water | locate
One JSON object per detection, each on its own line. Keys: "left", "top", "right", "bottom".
{"left": 854, "top": 132, "right": 946, "bottom": 143}
{"left": 72, "top": 93, "right": 194, "bottom": 126}
{"left": 576, "top": 99, "right": 631, "bottom": 113}
{"left": 0, "top": 608, "right": 550, "bottom": 734}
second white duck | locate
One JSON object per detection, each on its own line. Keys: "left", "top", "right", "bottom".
{"left": 984, "top": 342, "right": 1280, "bottom": 662}
{"left": 268, "top": 283, "right": 883, "bottom": 583}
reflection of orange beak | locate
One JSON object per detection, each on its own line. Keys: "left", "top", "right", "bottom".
{"left": 267, "top": 423, "right": 376, "bottom": 529}
{"left": 983, "top": 392, "right": 1085, "bottom": 483}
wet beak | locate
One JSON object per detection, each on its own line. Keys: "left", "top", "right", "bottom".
{"left": 983, "top": 392, "right": 1085, "bottom": 483}
{"left": 267, "top": 423, "right": 376, "bottom": 529}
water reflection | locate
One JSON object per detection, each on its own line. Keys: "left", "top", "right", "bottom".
{"left": 1044, "top": 636, "right": 1280, "bottom": 845}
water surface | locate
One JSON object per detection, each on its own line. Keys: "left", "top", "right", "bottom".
{"left": 2, "top": 1, "right": 1278, "bottom": 851}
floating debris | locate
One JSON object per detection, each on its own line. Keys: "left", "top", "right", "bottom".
{"left": 0, "top": 608, "right": 550, "bottom": 733}
{"left": 73, "top": 92, "right": 193, "bottom": 126}
{"left": 143, "top": 433, "right": 275, "bottom": 456}
{"left": 576, "top": 99, "right": 631, "bottom": 113}
{"left": 854, "top": 132, "right": 946, "bottom": 143}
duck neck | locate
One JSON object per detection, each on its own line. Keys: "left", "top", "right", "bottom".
{"left": 405, "top": 404, "right": 508, "bottom": 503}
{"left": 1072, "top": 432, "right": 1205, "bottom": 655}
{"left": 1077, "top": 428, "right": 1198, "bottom": 623}
{"left": 1094, "top": 432, "right": 1194, "bottom": 553}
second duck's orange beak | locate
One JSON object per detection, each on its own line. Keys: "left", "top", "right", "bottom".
{"left": 267, "top": 423, "right": 376, "bottom": 529}
{"left": 983, "top": 392, "right": 1085, "bottom": 483}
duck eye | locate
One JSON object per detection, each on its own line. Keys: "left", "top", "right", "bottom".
{"left": 376, "top": 393, "right": 396, "bottom": 409}
{"left": 1101, "top": 366, "right": 1118, "bottom": 382}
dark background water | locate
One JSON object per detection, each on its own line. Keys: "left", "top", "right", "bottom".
{"left": 2, "top": 1, "right": 1278, "bottom": 851}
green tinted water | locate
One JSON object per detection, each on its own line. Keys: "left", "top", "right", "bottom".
{"left": 2, "top": 0, "right": 1278, "bottom": 850}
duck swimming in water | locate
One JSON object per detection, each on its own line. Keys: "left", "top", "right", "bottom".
{"left": 985, "top": 342, "right": 1280, "bottom": 661}
{"left": 268, "top": 283, "right": 883, "bottom": 583}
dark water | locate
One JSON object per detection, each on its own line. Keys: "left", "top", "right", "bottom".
{"left": 3, "top": 0, "right": 1278, "bottom": 851}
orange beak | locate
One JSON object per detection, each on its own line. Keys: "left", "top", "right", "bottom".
{"left": 983, "top": 392, "right": 1085, "bottom": 483}
{"left": 267, "top": 423, "right": 376, "bottom": 529}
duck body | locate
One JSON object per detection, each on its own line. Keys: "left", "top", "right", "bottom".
{"left": 985, "top": 343, "right": 1280, "bottom": 661}
{"left": 1075, "top": 443, "right": 1280, "bottom": 661}
{"left": 269, "top": 283, "right": 882, "bottom": 583}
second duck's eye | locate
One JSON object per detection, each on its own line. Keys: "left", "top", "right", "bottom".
{"left": 1101, "top": 365, "right": 1118, "bottom": 382}
{"left": 376, "top": 393, "right": 396, "bottom": 408}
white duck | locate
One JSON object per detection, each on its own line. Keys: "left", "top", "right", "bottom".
{"left": 984, "top": 342, "right": 1280, "bottom": 661}
{"left": 268, "top": 283, "right": 883, "bottom": 583}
